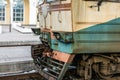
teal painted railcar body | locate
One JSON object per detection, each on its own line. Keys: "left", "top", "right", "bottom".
{"left": 51, "top": 18, "right": 120, "bottom": 54}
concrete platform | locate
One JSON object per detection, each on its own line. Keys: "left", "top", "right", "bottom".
{"left": 0, "top": 26, "right": 41, "bottom": 76}
{"left": 0, "top": 26, "right": 41, "bottom": 46}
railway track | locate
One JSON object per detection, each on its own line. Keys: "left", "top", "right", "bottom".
{"left": 0, "top": 73, "right": 45, "bottom": 80}
{"left": 1, "top": 70, "right": 120, "bottom": 80}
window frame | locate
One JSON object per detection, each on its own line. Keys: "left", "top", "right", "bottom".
{"left": 0, "top": 5, "right": 5, "bottom": 21}
{"left": 13, "top": 0, "right": 24, "bottom": 22}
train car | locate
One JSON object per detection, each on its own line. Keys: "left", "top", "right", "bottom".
{"left": 32, "top": 0, "right": 120, "bottom": 80}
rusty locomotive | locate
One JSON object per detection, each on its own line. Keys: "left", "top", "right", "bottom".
{"left": 32, "top": 0, "right": 120, "bottom": 80}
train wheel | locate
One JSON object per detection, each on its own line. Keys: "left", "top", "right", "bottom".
{"left": 92, "top": 63, "right": 113, "bottom": 80}
{"left": 77, "top": 59, "right": 92, "bottom": 80}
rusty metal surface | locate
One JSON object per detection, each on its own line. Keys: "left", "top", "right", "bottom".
{"left": 52, "top": 51, "right": 75, "bottom": 63}
{"left": 49, "top": 3, "right": 71, "bottom": 11}
{"left": 51, "top": 18, "right": 120, "bottom": 54}
{"left": 32, "top": 45, "right": 74, "bottom": 80}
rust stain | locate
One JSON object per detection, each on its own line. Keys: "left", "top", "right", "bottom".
{"left": 52, "top": 50, "right": 75, "bottom": 63}
{"left": 76, "top": 22, "right": 102, "bottom": 24}
{"left": 49, "top": 3, "right": 71, "bottom": 11}
{"left": 42, "top": 28, "right": 56, "bottom": 39}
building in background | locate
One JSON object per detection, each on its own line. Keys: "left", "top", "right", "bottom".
{"left": 0, "top": 0, "right": 37, "bottom": 27}
{"left": 0, "top": 0, "right": 41, "bottom": 76}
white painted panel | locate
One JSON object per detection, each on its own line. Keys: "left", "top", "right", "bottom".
{"left": 52, "top": 11, "right": 72, "bottom": 32}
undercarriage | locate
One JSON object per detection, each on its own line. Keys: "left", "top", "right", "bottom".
{"left": 76, "top": 53, "right": 120, "bottom": 80}
{"left": 32, "top": 44, "right": 120, "bottom": 80}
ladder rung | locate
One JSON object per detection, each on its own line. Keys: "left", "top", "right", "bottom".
{"left": 41, "top": 60, "right": 62, "bottom": 71}
{"left": 50, "top": 59, "right": 64, "bottom": 66}
{"left": 40, "top": 64, "right": 60, "bottom": 75}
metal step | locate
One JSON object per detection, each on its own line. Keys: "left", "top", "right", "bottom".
{"left": 32, "top": 45, "right": 71, "bottom": 80}
{"left": 35, "top": 58, "right": 70, "bottom": 80}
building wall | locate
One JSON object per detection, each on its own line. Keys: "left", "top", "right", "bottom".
{"left": 24, "top": 0, "right": 30, "bottom": 25}
{"left": 0, "top": 0, "right": 37, "bottom": 26}
{"left": 29, "top": 0, "right": 37, "bottom": 25}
